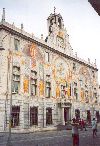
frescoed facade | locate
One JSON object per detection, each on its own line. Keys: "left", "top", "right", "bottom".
{"left": 0, "top": 8, "right": 99, "bottom": 132}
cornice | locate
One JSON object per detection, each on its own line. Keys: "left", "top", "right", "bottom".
{"left": 0, "top": 22, "right": 98, "bottom": 71}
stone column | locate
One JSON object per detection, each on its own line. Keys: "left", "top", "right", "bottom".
{"left": 62, "top": 108, "right": 65, "bottom": 125}
{"left": 69, "top": 108, "right": 71, "bottom": 121}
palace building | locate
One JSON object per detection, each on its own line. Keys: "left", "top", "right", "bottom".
{"left": 0, "top": 8, "right": 99, "bottom": 132}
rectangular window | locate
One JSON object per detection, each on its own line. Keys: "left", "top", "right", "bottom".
{"left": 45, "top": 52, "right": 50, "bottom": 62}
{"left": 92, "top": 70, "right": 95, "bottom": 78}
{"left": 30, "top": 107, "right": 38, "bottom": 126}
{"left": 61, "top": 85, "right": 65, "bottom": 97}
{"left": 14, "top": 38, "right": 20, "bottom": 51}
{"left": 80, "top": 80, "right": 83, "bottom": 87}
{"left": 74, "top": 87, "right": 78, "bottom": 100}
{"left": 46, "top": 108, "right": 52, "bottom": 125}
{"left": 93, "top": 92, "right": 97, "bottom": 98}
{"left": 73, "top": 82, "right": 78, "bottom": 99}
{"left": 73, "top": 63, "right": 76, "bottom": 71}
{"left": 12, "top": 81, "right": 19, "bottom": 93}
{"left": 31, "top": 71, "right": 37, "bottom": 96}
{"left": 12, "top": 66, "right": 20, "bottom": 94}
{"left": 46, "top": 81, "right": 51, "bottom": 98}
{"left": 11, "top": 106, "right": 20, "bottom": 127}
{"left": 31, "top": 79, "right": 37, "bottom": 95}
{"left": 85, "top": 90, "right": 88, "bottom": 97}
{"left": 85, "top": 90, "right": 89, "bottom": 103}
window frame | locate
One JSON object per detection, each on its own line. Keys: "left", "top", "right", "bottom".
{"left": 30, "top": 107, "right": 38, "bottom": 126}
{"left": 45, "top": 81, "right": 51, "bottom": 98}
{"left": 11, "top": 106, "right": 20, "bottom": 128}
{"left": 14, "top": 38, "right": 20, "bottom": 51}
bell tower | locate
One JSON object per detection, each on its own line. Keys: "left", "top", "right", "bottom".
{"left": 47, "top": 7, "right": 64, "bottom": 35}
{"left": 46, "top": 7, "right": 73, "bottom": 55}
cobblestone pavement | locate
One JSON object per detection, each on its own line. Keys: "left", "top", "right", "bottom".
{"left": 0, "top": 126, "right": 100, "bottom": 146}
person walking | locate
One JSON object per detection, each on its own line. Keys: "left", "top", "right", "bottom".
{"left": 79, "top": 119, "right": 82, "bottom": 131}
{"left": 71, "top": 118, "right": 79, "bottom": 146}
{"left": 81, "top": 119, "right": 87, "bottom": 131}
{"left": 92, "top": 118, "right": 97, "bottom": 138}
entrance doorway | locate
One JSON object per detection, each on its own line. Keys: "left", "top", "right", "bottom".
{"left": 64, "top": 107, "right": 69, "bottom": 123}
{"left": 87, "top": 110, "right": 91, "bottom": 123}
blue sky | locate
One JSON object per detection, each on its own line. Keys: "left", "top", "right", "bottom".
{"left": 0, "top": 0, "right": 100, "bottom": 82}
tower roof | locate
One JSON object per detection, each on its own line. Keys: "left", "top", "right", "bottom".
{"left": 47, "top": 7, "right": 63, "bottom": 20}
{"left": 47, "top": 13, "right": 63, "bottom": 20}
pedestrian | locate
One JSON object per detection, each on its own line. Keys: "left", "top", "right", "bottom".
{"left": 79, "top": 119, "right": 82, "bottom": 131}
{"left": 92, "top": 118, "right": 97, "bottom": 138}
{"left": 71, "top": 118, "right": 79, "bottom": 146}
{"left": 84, "top": 120, "right": 87, "bottom": 131}
{"left": 81, "top": 119, "right": 87, "bottom": 131}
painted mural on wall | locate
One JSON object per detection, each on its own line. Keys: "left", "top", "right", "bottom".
{"left": 78, "top": 66, "right": 95, "bottom": 103}
{"left": 23, "top": 43, "right": 44, "bottom": 67}
{"left": 23, "top": 76, "right": 29, "bottom": 93}
{"left": 24, "top": 58, "right": 30, "bottom": 75}
{"left": 39, "top": 80, "right": 44, "bottom": 96}
{"left": 39, "top": 63, "right": 44, "bottom": 96}
{"left": 53, "top": 58, "right": 68, "bottom": 83}
{"left": 22, "top": 43, "right": 45, "bottom": 94}
{"left": 80, "top": 88, "right": 85, "bottom": 102}
{"left": 52, "top": 57, "right": 71, "bottom": 99}
{"left": 29, "top": 43, "right": 37, "bottom": 67}
{"left": 79, "top": 66, "right": 90, "bottom": 84}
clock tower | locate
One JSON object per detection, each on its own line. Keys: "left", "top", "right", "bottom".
{"left": 46, "top": 7, "right": 73, "bottom": 55}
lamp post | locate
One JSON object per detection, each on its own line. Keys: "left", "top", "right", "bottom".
{"left": 0, "top": 45, "right": 7, "bottom": 131}
{"left": 7, "top": 51, "right": 13, "bottom": 146}
{"left": 0, "top": 46, "right": 5, "bottom": 83}
{"left": 0, "top": 46, "right": 5, "bottom": 80}
{"left": 0, "top": 34, "right": 12, "bottom": 146}
{"left": 0, "top": 46, "right": 12, "bottom": 144}
{"left": 42, "top": 97, "right": 45, "bottom": 128}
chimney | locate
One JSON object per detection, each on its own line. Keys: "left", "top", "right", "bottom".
{"left": 94, "top": 59, "right": 96, "bottom": 65}
{"left": 2, "top": 8, "right": 5, "bottom": 22}
{"left": 21, "top": 23, "right": 24, "bottom": 30}
{"left": 88, "top": 58, "right": 90, "bottom": 63}
{"left": 75, "top": 52, "right": 77, "bottom": 57}
{"left": 41, "top": 34, "right": 43, "bottom": 40}
{"left": 32, "top": 33, "right": 34, "bottom": 38}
